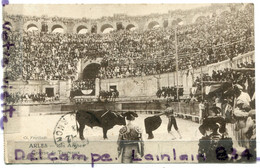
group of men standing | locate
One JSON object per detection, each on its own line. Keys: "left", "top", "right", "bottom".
{"left": 116, "top": 82, "right": 256, "bottom": 163}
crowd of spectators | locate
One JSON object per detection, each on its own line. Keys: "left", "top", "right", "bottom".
{"left": 5, "top": 92, "right": 59, "bottom": 104}
{"left": 192, "top": 60, "right": 255, "bottom": 100}
{"left": 99, "top": 89, "right": 119, "bottom": 102}
{"left": 99, "top": 5, "right": 254, "bottom": 79}
{"left": 193, "top": 61, "right": 255, "bottom": 85}
{"left": 156, "top": 87, "right": 184, "bottom": 99}
{"left": 71, "top": 79, "right": 95, "bottom": 91}
{"left": 4, "top": 4, "right": 254, "bottom": 82}
{"left": 6, "top": 31, "right": 81, "bottom": 81}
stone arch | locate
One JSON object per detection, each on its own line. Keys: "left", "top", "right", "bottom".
{"left": 219, "top": 10, "right": 231, "bottom": 17}
{"left": 77, "top": 25, "right": 88, "bottom": 34}
{"left": 192, "top": 13, "right": 209, "bottom": 23}
{"left": 194, "top": 16, "right": 207, "bottom": 23}
{"left": 123, "top": 21, "right": 138, "bottom": 30}
{"left": 171, "top": 18, "right": 183, "bottom": 26}
{"left": 23, "top": 21, "right": 41, "bottom": 32}
{"left": 100, "top": 23, "right": 114, "bottom": 33}
{"left": 215, "top": 7, "right": 231, "bottom": 15}
{"left": 27, "top": 23, "right": 39, "bottom": 31}
{"left": 82, "top": 63, "right": 101, "bottom": 80}
{"left": 81, "top": 58, "right": 103, "bottom": 71}
{"left": 73, "top": 23, "right": 89, "bottom": 34}
{"left": 50, "top": 22, "right": 67, "bottom": 33}
{"left": 147, "top": 21, "right": 160, "bottom": 29}
{"left": 52, "top": 25, "right": 64, "bottom": 33}
{"left": 126, "top": 23, "right": 137, "bottom": 31}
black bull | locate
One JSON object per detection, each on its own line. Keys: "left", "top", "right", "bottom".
{"left": 76, "top": 110, "right": 162, "bottom": 140}
{"left": 76, "top": 110, "right": 126, "bottom": 140}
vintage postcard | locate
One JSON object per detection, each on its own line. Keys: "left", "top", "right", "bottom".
{"left": 1, "top": 3, "right": 257, "bottom": 166}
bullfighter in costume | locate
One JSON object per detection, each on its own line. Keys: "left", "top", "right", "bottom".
{"left": 156, "top": 103, "right": 182, "bottom": 140}
{"left": 117, "top": 112, "right": 144, "bottom": 163}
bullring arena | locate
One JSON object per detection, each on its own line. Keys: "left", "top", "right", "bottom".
{"left": 3, "top": 3, "right": 256, "bottom": 164}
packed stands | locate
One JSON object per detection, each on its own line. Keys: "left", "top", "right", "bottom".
{"left": 4, "top": 4, "right": 254, "bottom": 82}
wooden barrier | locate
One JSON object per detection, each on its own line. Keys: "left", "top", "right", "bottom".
{"left": 122, "top": 101, "right": 200, "bottom": 123}
{"left": 14, "top": 101, "right": 200, "bottom": 124}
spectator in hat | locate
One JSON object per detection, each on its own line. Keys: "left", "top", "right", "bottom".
{"left": 199, "top": 106, "right": 226, "bottom": 138}
{"left": 209, "top": 106, "right": 222, "bottom": 116}
{"left": 117, "top": 112, "right": 144, "bottom": 163}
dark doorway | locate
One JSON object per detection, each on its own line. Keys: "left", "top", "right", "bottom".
{"left": 41, "top": 22, "right": 48, "bottom": 33}
{"left": 163, "top": 20, "right": 169, "bottom": 28}
{"left": 116, "top": 22, "right": 124, "bottom": 31}
{"left": 91, "top": 25, "right": 97, "bottom": 34}
{"left": 83, "top": 63, "right": 101, "bottom": 80}
{"left": 45, "top": 88, "right": 54, "bottom": 97}
{"left": 110, "top": 85, "right": 117, "bottom": 91}
{"left": 81, "top": 63, "right": 100, "bottom": 96}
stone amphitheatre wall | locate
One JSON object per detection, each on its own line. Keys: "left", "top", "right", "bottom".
{"left": 4, "top": 5, "right": 230, "bottom": 34}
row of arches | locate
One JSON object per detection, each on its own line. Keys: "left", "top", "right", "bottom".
{"left": 25, "top": 24, "right": 65, "bottom": 33}
{"left": 73, "top": 19, "right": 185, "bottom": 33}
{"left": 75, "top": 23, "right": 138, "bottom": 34}
{"left": 6, "top": 10, "right": 231, "bottom": 33}
{"left": 147, "top": 18, "right": 184, "bottom": 29}
{"left": 25, "top": 22, "right": 67, "bottom": 33}
{"left": 22, "top": 19, "right": 184, "bottom": 33}
{"left": 24, "top": 20, "right": 181, "bottom": 33}
{"left": 22, "top": 22, "right": 138, "bottom": 34}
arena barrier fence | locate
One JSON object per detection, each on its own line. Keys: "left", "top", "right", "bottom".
{"left": 119, "top": 102, "right": 200, "bottom": 123}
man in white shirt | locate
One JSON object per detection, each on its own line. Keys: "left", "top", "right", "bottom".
{"left": 235, "top": 84, "right": 251, "bottom": 111}
{"left": 199, "top": 100, "right": 205, "bottom": 124}
{"left": 237, "top": 91, "right": 251, "bottom": 107}
{"left": 233, "top": 84, "right": 252, "bottom": 145}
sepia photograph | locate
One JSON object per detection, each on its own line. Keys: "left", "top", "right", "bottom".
{"left": 1, "top": 1, "right": 257, "bottom": 166}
